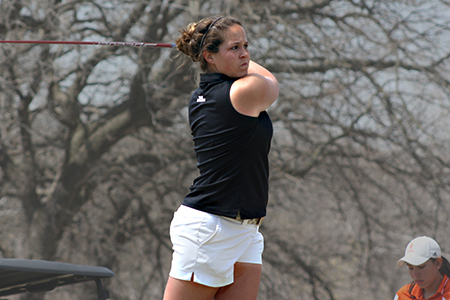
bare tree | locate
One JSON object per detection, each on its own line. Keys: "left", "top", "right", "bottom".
{"left": 1, "top": 0, "right": 450, "bottom": 299}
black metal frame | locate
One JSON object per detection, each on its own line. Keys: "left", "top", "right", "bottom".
{"left": 0, "top": 259, "right": 115, "bottom": 300}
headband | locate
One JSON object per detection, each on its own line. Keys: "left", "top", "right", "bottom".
{"left": 199, "top": 17, "right": 223, "bottom": 51}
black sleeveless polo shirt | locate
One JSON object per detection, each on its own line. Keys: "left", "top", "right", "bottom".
{"left": 182, "top": 73, "right": 273, "bottom": 219}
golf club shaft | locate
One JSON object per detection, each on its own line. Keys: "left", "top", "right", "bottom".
{"left": 0, "top": 40, "right": 175, "bottom": 48}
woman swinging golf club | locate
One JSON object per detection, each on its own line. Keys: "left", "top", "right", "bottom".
{"left": 163, "top": 15, "right": 279, "bottom": 300}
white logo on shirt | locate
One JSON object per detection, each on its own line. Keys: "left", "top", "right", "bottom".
{"left": 197, "top": 96, "right": 206, "bottom": 103}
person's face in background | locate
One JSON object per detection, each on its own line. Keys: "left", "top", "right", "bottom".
{"left": 407, "top": 258, "right": 443, "bottom": 296}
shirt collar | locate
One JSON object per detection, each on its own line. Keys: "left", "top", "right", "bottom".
{"left": 410, "top": 275, "right": 449, "bottom": 299}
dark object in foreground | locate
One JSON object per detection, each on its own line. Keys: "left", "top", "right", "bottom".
{"left": 0, "top": 258, "right": 115, "bottom": 300}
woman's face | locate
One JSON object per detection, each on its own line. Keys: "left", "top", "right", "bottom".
{"left": 407, "top": 259, "right": 443, "bottom": 294}
{"left": 204, "top": 24, "right": 250, "bottom": 78}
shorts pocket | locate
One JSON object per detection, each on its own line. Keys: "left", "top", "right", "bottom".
{"left": 197, "top": 215, "right": 220, "bottom": 245}
{"left": 169, "top": 206, "right": 220, "bottom": 246}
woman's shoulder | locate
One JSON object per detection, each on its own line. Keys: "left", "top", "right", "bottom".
{"left": 394, "top": 283, "right": 414, "bottom": 300}
{"left": 230, "top": 73, "right": 278, "bottom": 117}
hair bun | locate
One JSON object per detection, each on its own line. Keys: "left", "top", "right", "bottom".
{"left": 176, "top": 23, "right": 201, "bottom": 62}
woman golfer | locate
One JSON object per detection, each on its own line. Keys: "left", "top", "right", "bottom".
{"left": 394, "top": 236, "right": 450, "bottom": 300}
{"left": 163, "top": 15, "right": 279, "bottom": 300}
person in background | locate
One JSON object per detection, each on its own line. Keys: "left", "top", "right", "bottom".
{"left": 162, "top": 15, "right": 279, "bottom": 300}
{"left": 394, "top": 236, "right": 450, "bottom": 300}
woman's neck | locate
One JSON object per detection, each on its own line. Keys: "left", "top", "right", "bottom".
{"left": 423, "top": 273, "right": 444, "bottom": 299}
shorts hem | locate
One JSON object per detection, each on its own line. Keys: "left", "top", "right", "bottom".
{"left": 236, "top": 259, "right": 263, "bottom": 265}
{"left": 169, "top": 268, "right": 233, "bottom": 288}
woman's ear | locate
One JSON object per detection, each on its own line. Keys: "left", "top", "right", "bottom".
{"left": 203, "top": 51, "right": 214, "bottom": 64}
{"left": 436, "top": 257, "right": 443, "bottom": 270}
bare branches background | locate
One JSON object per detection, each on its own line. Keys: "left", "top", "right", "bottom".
{"left": 1, "top": 0, "right": 450, "bottom": 299}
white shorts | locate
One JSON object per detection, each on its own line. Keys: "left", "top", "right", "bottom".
{"left": 168, "top": 205, "right": 264, "bottom": 287}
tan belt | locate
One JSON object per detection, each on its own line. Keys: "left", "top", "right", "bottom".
{"left": 223, "top": 213, "right": 264, "bottom": 226}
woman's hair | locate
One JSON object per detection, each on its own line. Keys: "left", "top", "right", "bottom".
{"left": 438, "top": 256, "right": 450, "bottom": 277}
{"left": 175, "top": 16, "right": 242, "bottom": 71}
{"left": 408, "top": 256, "right": 450, "bottom": 295}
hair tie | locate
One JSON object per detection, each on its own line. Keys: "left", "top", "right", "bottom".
{"left": 199, "top": 17, "right": 223, "bottom": 52}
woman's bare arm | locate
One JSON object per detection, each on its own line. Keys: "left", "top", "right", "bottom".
{"left": 230, "top": 61, "right": 279, "bottom": 117}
